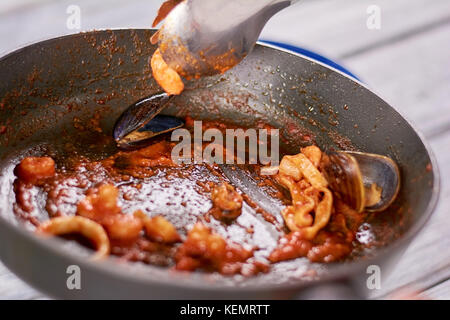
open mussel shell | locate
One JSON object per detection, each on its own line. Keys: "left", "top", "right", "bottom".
{"left": 321, "top": 152, "right": 366, "bottom": 213}
{"left": 113, "top": 92, "right": 183, "bottom": 149}
{"left": 347, "top": 151, "right": 400, "bottom": 212}
{"left": 321, "top": 151, "right": 400, "bottom": 213}
{"left": 113, "top": 92, "right": 171, "bottom": 142}
{"left": 117, "top": 114, "right": 183, "bottom": 149}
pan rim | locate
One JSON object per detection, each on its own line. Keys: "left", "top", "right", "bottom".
{"left": 0, "top": 28, "right": 441, "bottom": 296}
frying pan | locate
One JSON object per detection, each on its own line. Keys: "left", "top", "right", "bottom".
{"left": 0, "top": 29, "right": 439, "bottom": 299}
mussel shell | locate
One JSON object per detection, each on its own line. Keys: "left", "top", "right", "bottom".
{"left": 116, "top": 115, "right": 183, "bottom": 149}
{"left": 113, "top": 92, "right": 172, "bottom": 142}
{"left": 347, "top": 151, "right": 400, "bottom": 212}
{"left": 321, "top": 151, "right": 366, "bottom": 213}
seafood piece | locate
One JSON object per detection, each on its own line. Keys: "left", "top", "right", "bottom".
{"left": 15, "top": 157, "right": 55, "bottom": 184}
{"left": 77, "top": 184, "right": 144, "bottom": 243}
{"left": 277, "top": 146, "right": 332, "bottom": 237}
{"left": 277, "top": 147, "right": 333, "bottom": 239}
{"left": 37, "top": 216, "right": 110, "bottom": 260}
{"left": 77, "top": 184, "right": 121, "bottom": 222}
{"left": 276, "top": 146, "right": 399, "bottom": 239}
{"left": 210, "top": 182, "right": 243, "bottom": 221}
{"left": 102, "top": 214, "right": 143, "bottom": 244}
{"left": 269, "top": 231, "right": 312, "bottom": 263}
{"left": 321, "top": 151, "right": 400, "bottom": 212}
{"left": 121, "top": 115, "right": 183, "bottom": 147}
{"left": 291, "top": 186, "right": 333, "bottom": 240}
{"left": 152, "top": 0, "right": 183, "bottom": 28}
{"left": 175, "top": 222, "right": 253, "bottom": 274}
{"left": 279, "top": 152, "right": 328, "bottom": 188}
{"left": 269, "top": 230, "right": 352, "bottom": 264}
{"left": 113, "top": 92, "right": 183, "bottom": 149}
{"left": 134, "top": 210, "right": 181, "bottom": 243}
{"left": 151, "top": 49, "right": 184, "bottom": 95}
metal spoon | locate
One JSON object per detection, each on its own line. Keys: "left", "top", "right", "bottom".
{"left": 156, "top": 0, "right": 300, "bottom": 79}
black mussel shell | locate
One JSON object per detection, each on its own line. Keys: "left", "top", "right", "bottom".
{"left": 321, "top": 151, "right": 400, "bottom": 213}
{"left": 117, "top": 114, "right": 183, "bottom": 149}
{"left": 346, "top": 151, "right": 400, "bottom": 212}
{"left": 113, "top": 92, "right": 172, "bottom": 142}
{"left": 114, "top": 92, "right": 184, "bottom": 149}
{"left": 321, "top": 151, "right": 366, "bottom": 213}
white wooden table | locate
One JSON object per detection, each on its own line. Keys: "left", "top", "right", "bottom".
{"left": 0, "top": 0, "right": 449, "bottom": 299}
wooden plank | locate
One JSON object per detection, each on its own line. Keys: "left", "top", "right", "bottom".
{"left": 0, "top": 0, "right": 52, "bottom": 13}
{"left": 261, "top": 0, "right": 450, "bottom": 59}
{"left": 2, "top": 0, "right": 450, "bottom": 59}
{"left": 342, "top": 23, "right": 450, "bottom": 138}
{"left": 0, "top": 0, "right": 164, "bottom": 56}
{"left": 421, "top": 279, "right": 450, "bottom": 300}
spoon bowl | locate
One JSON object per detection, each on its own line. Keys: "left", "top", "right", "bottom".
{"left": 157, "top": 0, "right": 295, "bottom": 79}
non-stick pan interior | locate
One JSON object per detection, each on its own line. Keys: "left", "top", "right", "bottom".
{"left": 0, "top": 30, "right": 436, "bottom": 290}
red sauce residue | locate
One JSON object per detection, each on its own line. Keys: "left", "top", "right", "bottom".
{"left": 269, "top": 200, "right": 363, "bottom": 263}
{"left": 11, "top": 119, "right": 371, "bottom": 276}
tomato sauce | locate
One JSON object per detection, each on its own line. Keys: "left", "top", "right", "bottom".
{"left": 12, "top": 119, "right": 369, "bottom": 276}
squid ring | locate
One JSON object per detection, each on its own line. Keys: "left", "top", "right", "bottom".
{"left": 37, "top": 216, "right": 110, "bottom": 260}
{"left": 298, "top": 187, "right": 333, "bottom": 240}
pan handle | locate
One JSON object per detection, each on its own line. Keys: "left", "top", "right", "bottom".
{"left": 294, "top": 280, "right": 364, "bottom": 300}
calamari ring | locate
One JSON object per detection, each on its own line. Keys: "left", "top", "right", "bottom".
{"left": 277, "top": 146, "right": 333, "bottom": 238}
{"left": 300, "top": 145, "right": 322, "bottom": 168}
{"left": 278, "top": 175, "right": 314, "bottom": 228}
{"left": 37, "top": 216, "right": 110, "bottom": 260}
{"left": 280, "top": 153, "right": 328, "bottom": 188}
{"left": 298, "top": 187, "right": 333, "bottom": 240}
